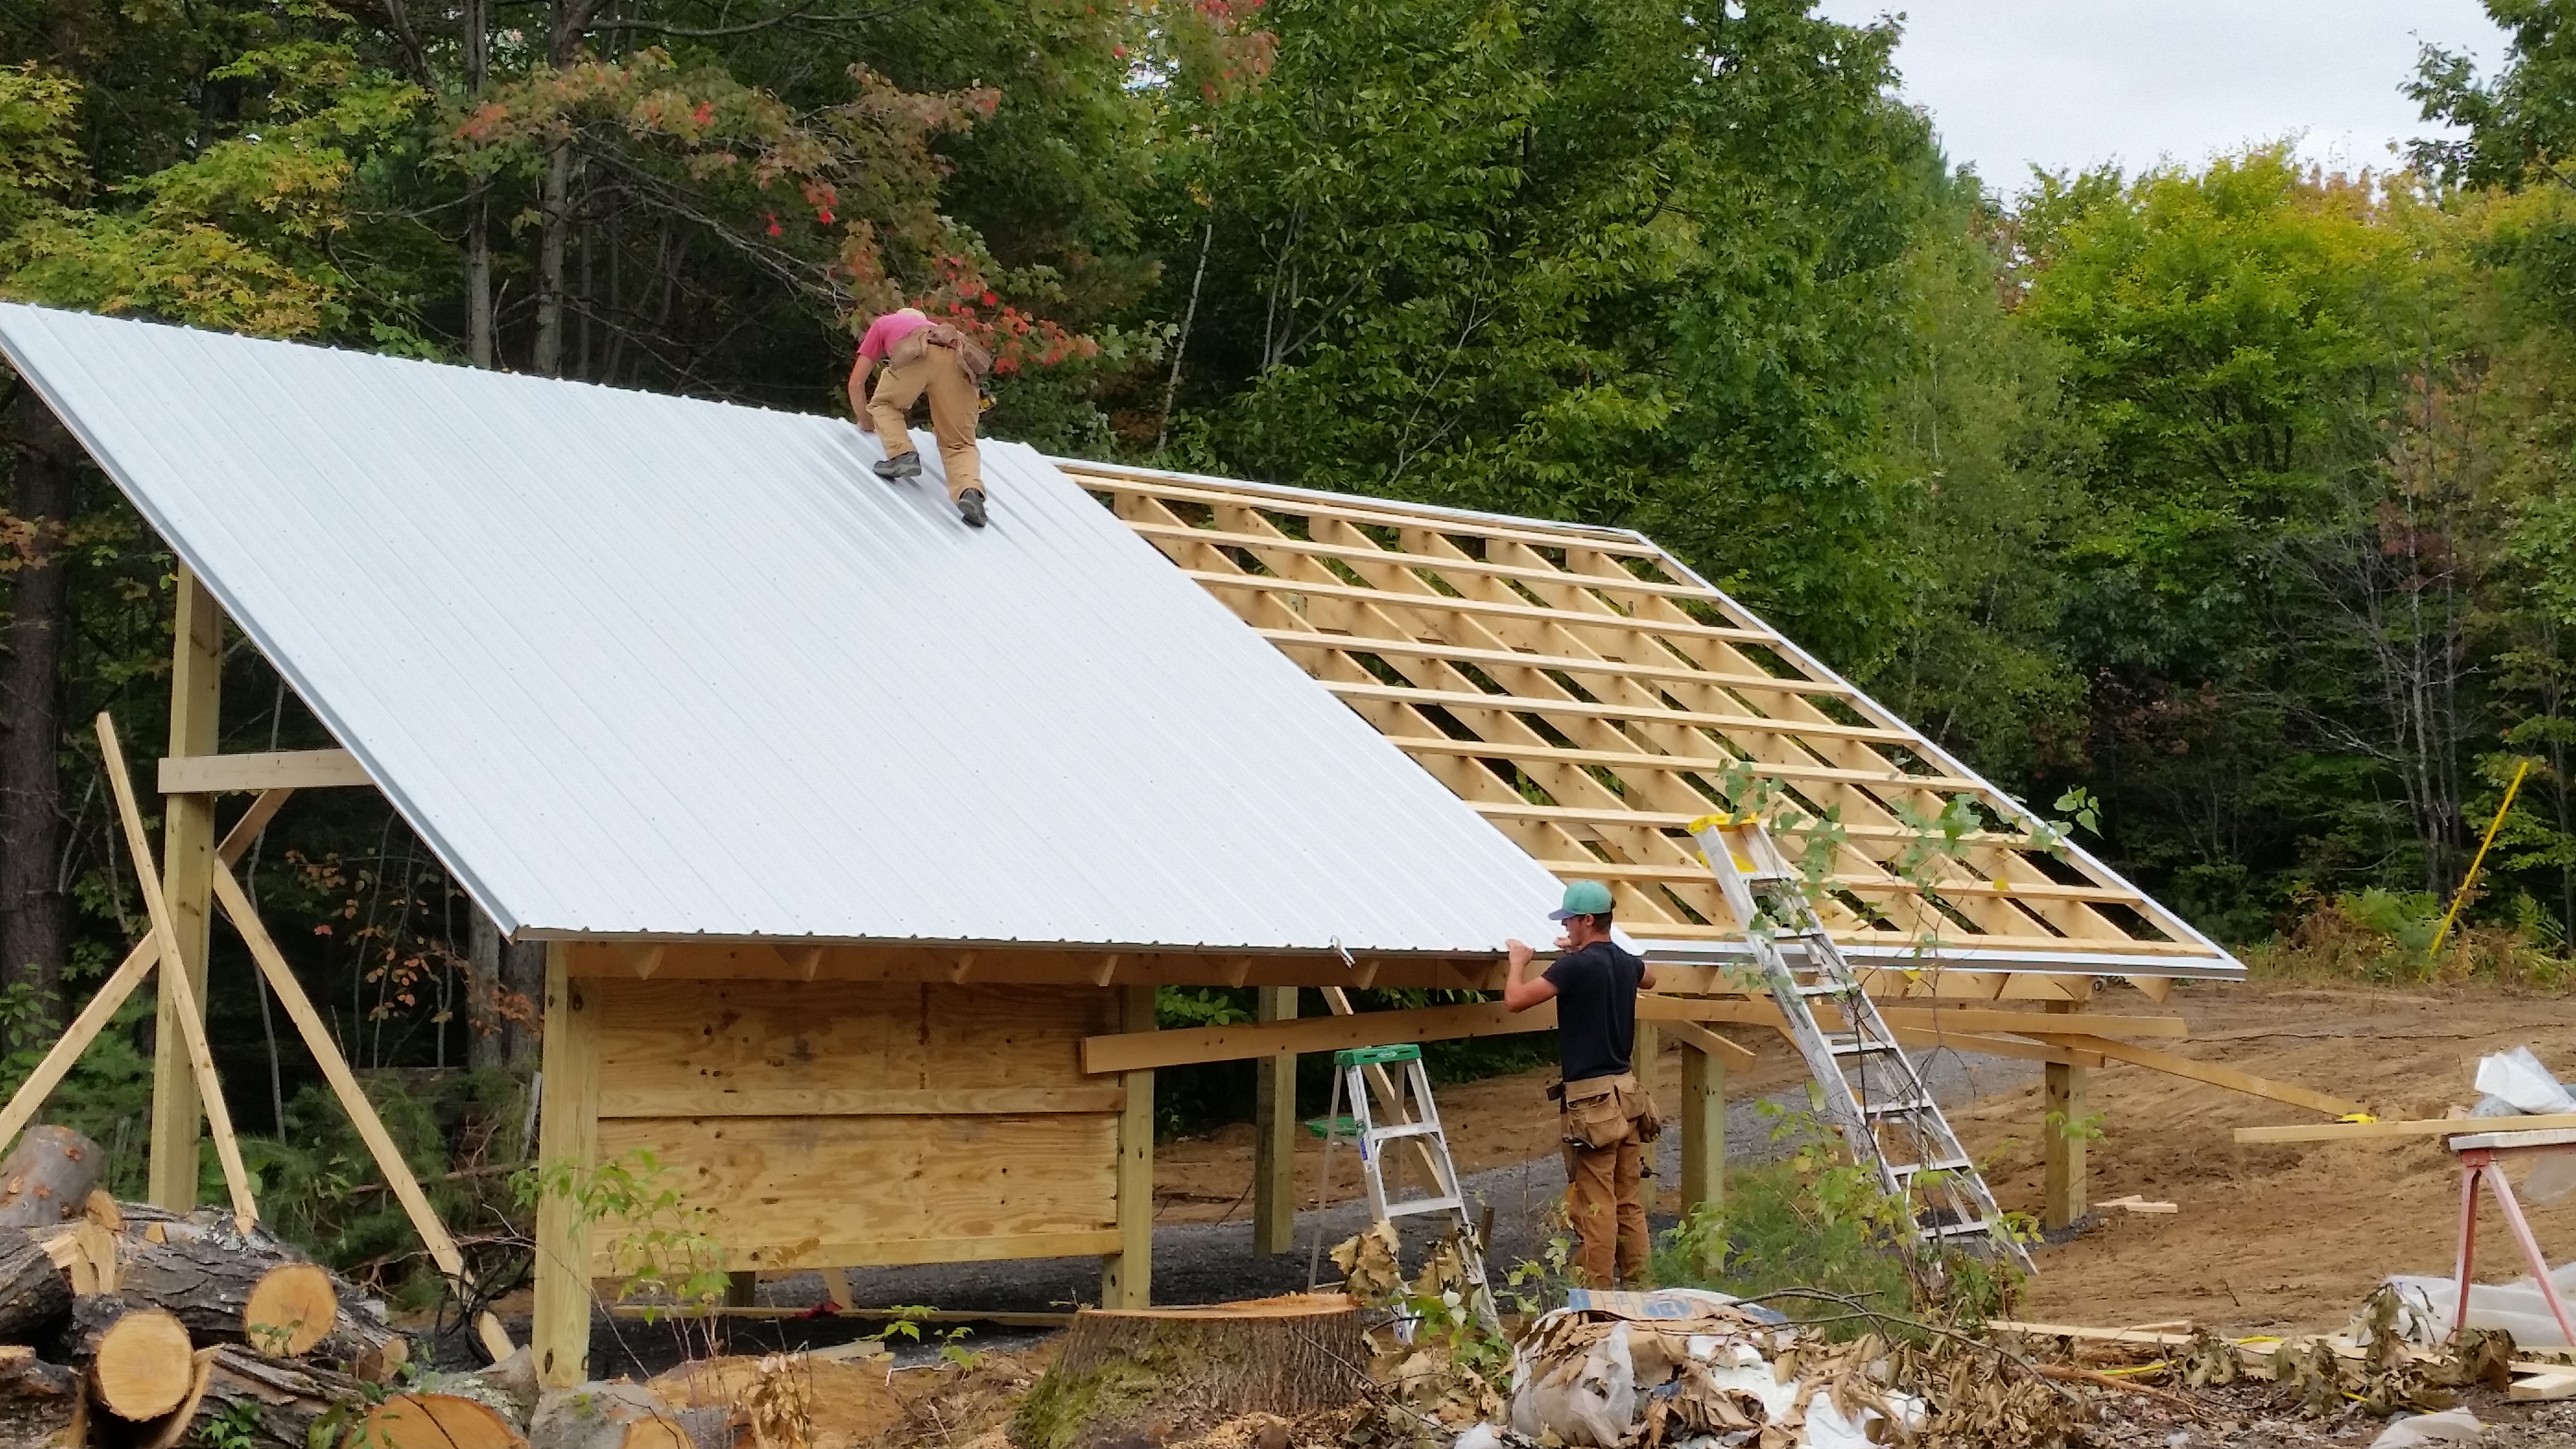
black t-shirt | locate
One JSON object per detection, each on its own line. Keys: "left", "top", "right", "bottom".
{"left": 1543, "top": 939, "right": 1643, "bottom": 1084}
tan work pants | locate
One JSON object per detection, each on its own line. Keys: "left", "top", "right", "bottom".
{"left": 867, "top": 345, "right": 982, "bottom": 500}
{"left": 1559, "top": 1075, "right": 1652, "bottom": 1288}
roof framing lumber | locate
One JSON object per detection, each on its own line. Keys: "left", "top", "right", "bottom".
{"left": 1066, "top": 460, "right": 2241, "bottom": 979}
{"left": 158, "top": 748, "right": 370, "bottom": 793}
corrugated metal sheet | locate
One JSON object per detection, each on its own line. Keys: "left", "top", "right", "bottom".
{"left": 0, "top": 304, "right": 1570, "bottom": 951}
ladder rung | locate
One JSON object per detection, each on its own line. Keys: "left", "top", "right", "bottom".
{"left": 1860, "top": 1097, "right": 1937, "bottom": 1118}
{"left": 1921, "top": 1218, "right": 1998, "bottom": 1240}
{"left": 1383, "top": 1196, "right": 1466, "bottom": 1218}
{"left": 1368, "top": 1123, "right": 1443, "bottom": 1143}
{"left": 1825, "top": 1036, "right": 1897, "bottom": 1057}
{"left": 1891, "top": 1157, "right": 1974, "bottom": 1179}
{"left": 1794, "top": 981, "right": 1858, "bottom": 998}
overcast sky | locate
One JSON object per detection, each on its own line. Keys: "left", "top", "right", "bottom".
{"left": 1808, "top": 0, "right": 2514, "bottom": 195}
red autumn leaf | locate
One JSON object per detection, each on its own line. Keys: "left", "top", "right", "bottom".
{"left": 766, "top": 213, "right": 782, "bottom": 237}
{"left": 691, "top": 101, "right": 714, "bottom": 127}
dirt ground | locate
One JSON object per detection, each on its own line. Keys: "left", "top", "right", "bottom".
{"left": 1152, "top": 978, "right": 2576, "bottom": 1339}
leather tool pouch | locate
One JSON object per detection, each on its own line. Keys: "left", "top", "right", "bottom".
{"left": 1560, "top": 1074, "right": 1636, "bottom": 1151}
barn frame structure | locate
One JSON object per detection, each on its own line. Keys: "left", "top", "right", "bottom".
{"left": 0, "top": 305, "right": 2349, "bottom": 1391}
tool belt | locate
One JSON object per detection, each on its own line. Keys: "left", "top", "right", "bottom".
{"left": 888, "top": 323, "right": 995, "bottom": 382}
{"left": 1549, "top": 1071, "right": 1661, "bottom": 1151}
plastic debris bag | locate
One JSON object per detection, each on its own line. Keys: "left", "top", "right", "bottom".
{"left": 1509, "top": 1319, "right": 1637, "bottom": 1447}
{"left": 2474, "top": 1047, "right": 2575, "bottom": 1115}
{"left": 2384, "top": 1261, "right": 2576, "bottom": 1349}
{"left": 2369, "top": 1406, "right": 2486, "bottom": 1447}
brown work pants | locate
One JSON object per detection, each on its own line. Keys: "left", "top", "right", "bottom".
{"left": 1560, "top": 1075, "right": 1653, "bottom": 1288}
{"left": 868, "top": 345, "right": 982, "bottom": 500}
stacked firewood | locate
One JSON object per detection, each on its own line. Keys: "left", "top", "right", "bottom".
{"left": 0, "top": 1126, "right": 537, "bottom": 1449}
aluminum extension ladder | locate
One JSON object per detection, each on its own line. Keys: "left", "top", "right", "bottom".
{"left": 1305, "top": 1044, "right": 1501, "bottom": 1328}
{"left": 1689, "top": 812, "right": 2035, "bottom": 1273}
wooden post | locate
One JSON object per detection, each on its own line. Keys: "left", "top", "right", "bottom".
{"left": 532, "top": 942, "right": 600, "bottom": 1387}
{"left": 1251, "top": 986, "right": 1297, "bottom": 1255}
{"left": 1101, "top": 984, "right": 1155, "bottom": 1308}
{"left": 2042, "top": 994, "right": 2091, "bottom": 1230}
{"left": 1678, "top": 1040, "right": 1723, "bottom": 1215}
{"left": 147, "top": 569, "right": 221, "bottom": 1211}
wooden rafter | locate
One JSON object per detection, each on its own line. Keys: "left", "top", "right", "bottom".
{"left": 1064, "top": 461, "right": 2238, "bottom": 975}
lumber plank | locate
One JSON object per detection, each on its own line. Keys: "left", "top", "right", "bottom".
{"left": 1890, "top": 1027, "right": 2102, "bottom": 1068}
{"left": 1391, "top": 734, "right": 1979, "bottom": 796}
{"left": 97, "top": 714, "right": 256, "bottom": 1229}
{"left": 1104, "top": 985, "right": 1156, "bottom": 1309}
{"left": 1327, "top": 680, "right": 1912, "bottom": 744}
{"left": 209, "top": 860, "right": 513, "bottom": 1360}
{"left": 2034, "top": 1034, "right": 2364, "bottom": 1117}
{"left": 596, "top": 1086, "right": 1126, "bottom": 1117}
{"left": 533, "top": 944, "right": 598, "bottom": 1386}
{"left": 149, "top": 572, "right": 222, "bottom": 1213}
{"left": 1186, "top": 572, "right": 1774, "bottom": 645}
{"left": 1074, "top": 470, "right": 1667, "bottom": 558}
{"left": 1658, "top": 1020, "right": 1757, "bottom": 1073}
{"left": 1130, "top": 522, "right": 1716, "bottom": 604}
{"left": 1257, "top": 628, "right": 1848, "bottom": 700}
{"left": 1081, "top": 998, "right": 2186, "bottom": 1072}
{"left": 156, "top": 749, "right": 370, "bottom": 793}
{"left": 2232, "top": 1111, "right": 2576, "bottom": 1145}
{"left": 2512, "top": 1369, "right": 2576, "bottom": 1402}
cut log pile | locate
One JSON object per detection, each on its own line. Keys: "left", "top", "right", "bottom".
{"left": 0, "top": 1126, "right": 719, "bottom": 1449}
{"left": 0, "top": 1127, "right": 454, "bottom": 1449}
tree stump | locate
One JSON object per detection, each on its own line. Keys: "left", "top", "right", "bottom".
{"left": 0, "top": 1345, "right": 82, "bottom": 1448}
{"left": 68, "top": 1298, "right": 194, "bottom": 1422}
{"left": 530, "top": 1382, "right": 694, "bottom": 1449}
{"left": 357, "top": 1391, "right": 530, "bottom": 1449}
{"left": 1010, "top": 1294, "right": 1370, "bottom": 1449}
{"left": 0, "top": 1128, "right": 103, "bottom": 1230}
{"left": 137, "top": 1345, "right": 365, "bottom": 1449}
{"left": 0, "top": 1229, "right": 72, "bottom": 1341}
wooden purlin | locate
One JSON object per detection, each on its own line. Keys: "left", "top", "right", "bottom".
{"left": 1078, "top": 467, "right": 2227, "bottom": 969}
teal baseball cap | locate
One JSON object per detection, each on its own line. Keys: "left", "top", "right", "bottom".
{"left": 1547, "top": 880, "right": 1615, "bottom": 920}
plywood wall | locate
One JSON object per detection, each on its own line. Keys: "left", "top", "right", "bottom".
{"left": 588, "top": 978, "right": 1126, "bottom": 1272}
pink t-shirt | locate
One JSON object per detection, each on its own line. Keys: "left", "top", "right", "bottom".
{"left": 857, "top": 309, "right": 933, "bottom": 363}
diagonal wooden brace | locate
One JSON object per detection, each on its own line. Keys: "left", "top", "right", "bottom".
{"left": 97, "top": 713, "right": 258, "bottom": 1230}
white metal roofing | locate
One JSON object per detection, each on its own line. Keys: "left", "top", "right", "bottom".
{"left": 0, "top": 304, "right": 1571, "bottom": 951}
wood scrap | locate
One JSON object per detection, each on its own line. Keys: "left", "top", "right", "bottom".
{"left": 2097, "top": 1195, "right": 2178, "bottom": 1214}
{"left": 357, "top": 1391, "right": 530, "bottom": 1449}
{"left": 0, "top": 1344, "right": 81, "bottom": 1447}
{"left": 2512, "top": 1368, "right": 2576, "bottom": 1402}
{"left": 0, "top": 1127, "right": 103, "bottom": 1230}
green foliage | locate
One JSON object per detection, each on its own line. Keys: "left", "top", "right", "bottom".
{"left": 515, "top": 1147, "right": 728, "bottom": 1315}
{"left": 1649, "top": 1110, "right": 2025, "bottom": 1337}
{"left": 193, "top": 1399, "right": 264, "bottom": 1449}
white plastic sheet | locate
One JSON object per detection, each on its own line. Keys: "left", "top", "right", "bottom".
{"left": 2384, "top": 1261, "right": 2576, "bottom": 1349}
{"left": 2368, "top": 1407, "right": 2486, "bottom": 1448}
{"left": 2474, "top": 1047, "right": 2576, "bottom": 1116}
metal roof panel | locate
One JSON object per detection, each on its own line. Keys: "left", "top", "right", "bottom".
{"left": 0, "top": 304, "right": 1567, "bottom": 951}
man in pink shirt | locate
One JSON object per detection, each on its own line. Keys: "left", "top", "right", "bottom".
{"left": 849, "top": 307, "right": 992, "bottom": 528}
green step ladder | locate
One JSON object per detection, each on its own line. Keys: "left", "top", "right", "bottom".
{"left": 1303, "top": 1044, "right": 1498, "bottom": 1329}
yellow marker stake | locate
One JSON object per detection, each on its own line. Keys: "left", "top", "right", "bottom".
{"left": 2430, "top": 758, "right": 2532, "bottom": 963}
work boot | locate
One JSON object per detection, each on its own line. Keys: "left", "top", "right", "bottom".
{"left": 957, "top": 488, "right": 988, "bottom": 529}
{"left": 871, "top": 451, "right": 921, "bottom": 481}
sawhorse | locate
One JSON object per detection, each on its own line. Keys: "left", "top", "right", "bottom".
{"left": 2448, "top": 1126, "right": 2576, "bottom": 1346}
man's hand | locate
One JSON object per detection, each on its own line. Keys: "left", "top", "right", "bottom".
{"left": 1502, "top": 937, "right": 1557, "bottom": 1013}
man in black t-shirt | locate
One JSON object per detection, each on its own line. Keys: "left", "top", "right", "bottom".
{"left": 1504, "top": 880, "right": 1658, "bottom": 1288}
